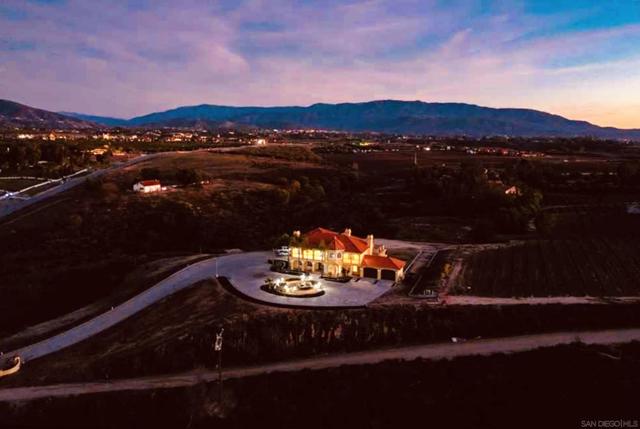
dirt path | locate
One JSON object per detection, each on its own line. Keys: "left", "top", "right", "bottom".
{"left": 1, "top": 327, "right": 639, "bottom": 402}
{"left": 444, "top": 296, "right": 640, "bottom": 305}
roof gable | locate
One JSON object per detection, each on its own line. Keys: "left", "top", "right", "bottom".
{"left": 362, "top": 255, "right": 406, "bottom": 270}
{"left": 302, "top": 228, "right": 369, "bottom": 253}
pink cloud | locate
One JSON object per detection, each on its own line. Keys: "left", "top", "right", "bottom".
{"left": 0, "top": 0, "right": 638, "bottom": 128}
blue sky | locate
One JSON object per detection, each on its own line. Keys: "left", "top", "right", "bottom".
{"left": 0, "top": 0, "right": 639, "bottom": 127}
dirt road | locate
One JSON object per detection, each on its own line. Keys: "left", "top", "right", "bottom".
{"left": 1, "top": 327, "right": 638, "bottom": 402}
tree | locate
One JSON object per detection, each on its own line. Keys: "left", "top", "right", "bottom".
{"left": 274, "top": 233, "right": 290, "bottom": 248}
{"left": 534, "top": 212, "right": 557, "bottom": 236}
{"left": 289, "top": 180, "right": 301, "bottom": 196}
{"left": 497, "top": 207, "right": 529, "bottom": 234}
{"left": 96, "top": 150, "right": 112, "bottom": 164}
{"left": 618, "top": 161, "right": 640, "bottom": 189}
{"left": 270, "top": 188, "right": 290, "bottom": 205}
{"left": 84, "top": 177, "right": 103, "bottom": 193}
{"left": 471, "top": 218, "right": 496, "bottom": 242}
{"left": 140, "top": 167, "right": 161, "bottom": 180}
{"left": 25, "top": 143, "right": 41, "bottom": 166}
{"left": 175, "top": 168, "right": 202, "bottom": 186}
{"left": 100, "top": 182, "right": 120, "bottom": 203}
{"left": 459, "top": 160, "right": 486, "bottom": 191}
{"left": 9, "top": 144, "right": 27, "bottom": 170}
{"left": 67, "top": 214, "right": 84, "bottom": 235}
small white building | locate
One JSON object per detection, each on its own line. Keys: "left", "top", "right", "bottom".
{"left": 133, "top": 179, "right": 162, "bottom": 193}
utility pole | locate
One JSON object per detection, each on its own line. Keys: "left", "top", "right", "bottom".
{"left": 214, "top": 327, "right": 224, "bottom": 403}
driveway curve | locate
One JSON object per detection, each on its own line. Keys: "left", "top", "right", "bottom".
{"left": 1, "top": 256, "right": 219, "bottom": 365}
{"left": 1, "top": 251, "right": 390, "bottom": 367}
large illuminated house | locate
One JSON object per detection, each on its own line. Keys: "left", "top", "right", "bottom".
{"left": 288, "top": 228, "right": 406, "bottom": 282}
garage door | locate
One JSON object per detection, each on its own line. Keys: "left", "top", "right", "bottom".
{"left": 363, "top": 267, "right": 378, "bottom": 279}
{"left": 381, "top": 269, "right": 396, "bottom": 281}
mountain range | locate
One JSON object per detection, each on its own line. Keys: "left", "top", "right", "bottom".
{"left": 1, "top": 98, "right": 639, "bottom": 139}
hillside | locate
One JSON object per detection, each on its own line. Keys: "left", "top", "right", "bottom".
{"left": 0, "top": 99, "right": 95, "bottom": 129}
{"left": 60, "top": 112, "right": 129, "bottom": 127}
{"left": 86, "top": 100, "right": 640, "bottom": 138}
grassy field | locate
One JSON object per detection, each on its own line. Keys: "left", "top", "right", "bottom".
{"left": 1, "top": 146, "right": 637, "bottom": 361}
{"left": 4, "top": 272, "right": 640, "bottom": 387}
{"left": 0, "top": 150, "right": 340, "bottom": 334}
{"left": 3, "top": 342, "right": 640, "bottom": 428}
{"left": 116, "top": 150, "right": 325, "bottom": 184}
{"left": 0, "top": 177, "right": 47, "bottom": 192}
{"left": 458, "top": 238, "right": 640, "bottom": 297}
{"left": 229, "top": 144, "right": 322, "bottom": 162}
{"left": 549, "top": 208, "right": 640, "bottom": 238}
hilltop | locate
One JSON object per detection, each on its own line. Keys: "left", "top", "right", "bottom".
{"left": 0, "top": 99, "right": 95, "bottom": 129}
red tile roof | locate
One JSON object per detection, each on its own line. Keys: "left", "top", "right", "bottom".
{"left": 139, "top": 180, "right": 161, "bottom": 187}
{"left": 362, "top": 255, "right": 406, "bottom": 270}
{"left": 302, "top": 228, "right": 370, "bottom": 253}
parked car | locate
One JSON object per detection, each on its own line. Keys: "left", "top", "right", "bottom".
{"left": 274, "top": 246, "right": 290, "bottom": 257}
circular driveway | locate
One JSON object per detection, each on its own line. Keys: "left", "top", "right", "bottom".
{"left": 217, "top": 252, "right": 394, "bottom": 308}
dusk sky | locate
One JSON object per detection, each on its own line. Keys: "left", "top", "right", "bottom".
{"left": 1, "top": 0, "right": 639, "bottom": 127}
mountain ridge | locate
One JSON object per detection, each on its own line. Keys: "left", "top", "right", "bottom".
{"left": 92, "top": 99, "right": 640, "bottom": 138}
{"left": 0, "top": 99, "right": 96, "bottom": 129}
{"left": 2, "top": 98, "right": 639, "bottom": 139}
{"left": 58, "top": 112, "right": 129, "bottom": 127}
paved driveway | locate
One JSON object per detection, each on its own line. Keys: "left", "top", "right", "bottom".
{"left": 217, "top": 251, "right": 393, "bottom": 307}
{"left": 1, "top": 251, "right": 392, "bottom": 366}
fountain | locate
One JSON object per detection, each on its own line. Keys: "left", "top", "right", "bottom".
{"left": 262, "top": 274, "right": 325, "bottom": 298}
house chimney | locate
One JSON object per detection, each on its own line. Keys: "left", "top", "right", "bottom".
{"left": 377, "top": 245, "right": 387, "bottom": 257}
{"left": 343, "top": 228, "right": 352, "bottom": 236}
{"left": 367, "top": 234, "right": 374, "bottom": 254}
{"left": 293, "top": 230, "right": 301, "bottom": 238}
